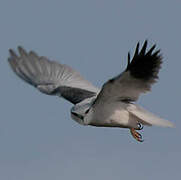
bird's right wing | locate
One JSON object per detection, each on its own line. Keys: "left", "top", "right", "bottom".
{"left": 92, "top": 40, "right": 162, "bottom": 106}
{"left": 8, "top": 47, "right": 99, "bottom": 104}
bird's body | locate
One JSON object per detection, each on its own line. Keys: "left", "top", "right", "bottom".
{"left": 8, "top": 40, "right": 174, "bottom": 142}
{"left": 71, "top": 96, "right": 172, "bottom": 129}
{"left": 86, "top": 101, "right": 131, "bottom": 128}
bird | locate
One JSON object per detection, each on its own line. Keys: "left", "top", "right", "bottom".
{"left": 8, "top": 40, "right": 174, "bottom": 142}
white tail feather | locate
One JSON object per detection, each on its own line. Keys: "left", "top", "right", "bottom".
{"left": 127, "top": 104, "right": 175, "bottom": 128}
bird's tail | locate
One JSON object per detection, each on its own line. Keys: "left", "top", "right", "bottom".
{"left": 127, "top": 104, "right": 175, "bottom": 128}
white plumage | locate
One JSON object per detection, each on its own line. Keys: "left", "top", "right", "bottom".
{"left": 8, "top": 40, "right": 174, "bottom": 142}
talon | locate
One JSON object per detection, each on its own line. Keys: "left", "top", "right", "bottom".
{"left": 130, "top": 128, "right": 144, "bottom": 142}
{"left": 137, "top": 123, "right": 143, "bottom": 130}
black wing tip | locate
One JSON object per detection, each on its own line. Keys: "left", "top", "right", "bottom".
{"left": 9, "top": 48, "right": 18, "bottom": 58}
{"left": 140, "top": 40, "right": 148, "bottom": 55}
{"left": 17, "top": 46, "right": 28, "bottom": 56}
{"left": 17, "top": 46, "right": 22, "bottom": 50}
{"left": 126, "top": 40, "right": 163, "bottom": 81}
{"left": 9, "top": 46, "right": 26, "bottom": 58}
{"left": 126, "top": 52, "right": 131, "bottom": 70}
{"left": 134, "top": 42, "right": 140, "bottom": 57}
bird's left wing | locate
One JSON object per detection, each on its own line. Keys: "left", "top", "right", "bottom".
{"left": 93, "top": 40, "right": 162, "bottom": 105}
{"left": 8, "top": 47, "right": 99, "bottom": 104}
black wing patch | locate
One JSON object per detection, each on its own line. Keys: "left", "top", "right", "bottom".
{"left": 126, "top": 40, "right": 162, "bottom": 81}
{"left": 53, "top": 86, "right": 97, "bottom": 104}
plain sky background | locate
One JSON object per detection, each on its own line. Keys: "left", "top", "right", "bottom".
{"left": 1, "top": 0, "right": 181, "bottom": 179}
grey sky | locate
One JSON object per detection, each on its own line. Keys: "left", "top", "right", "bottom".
{"left": 1, "top": 0, "right": 181, "bottom": 179}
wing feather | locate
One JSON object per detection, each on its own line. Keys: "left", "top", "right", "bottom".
{"left": 8, "top": 47, "right": 99, "bottom": 104}
{"left": 93, "top": 40, "right": 162, "bottom": 105}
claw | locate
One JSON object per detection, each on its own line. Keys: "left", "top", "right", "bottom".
{"left": 130, "top": 128, "right": 144, "bottom": 142}
{"left": 137, "top": 123, "right": 143, "bottom": 130}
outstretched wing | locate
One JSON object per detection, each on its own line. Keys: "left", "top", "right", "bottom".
{"left": 8, "top": 47, "right": 99, "bottom": 104}
{"left": 93, "top": 40, "right": 162, "bottom": 105}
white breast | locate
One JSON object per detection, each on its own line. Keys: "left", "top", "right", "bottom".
{"left": 84, "top": 101, "right": 134, "bottom": 128}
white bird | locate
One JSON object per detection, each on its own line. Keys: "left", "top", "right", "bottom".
{"left": 8, "top": 40, "right": 174, "bottom": 142}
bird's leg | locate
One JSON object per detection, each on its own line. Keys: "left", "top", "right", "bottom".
{"left": 130, "top": 128, "right": 144, "bottom": 142}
